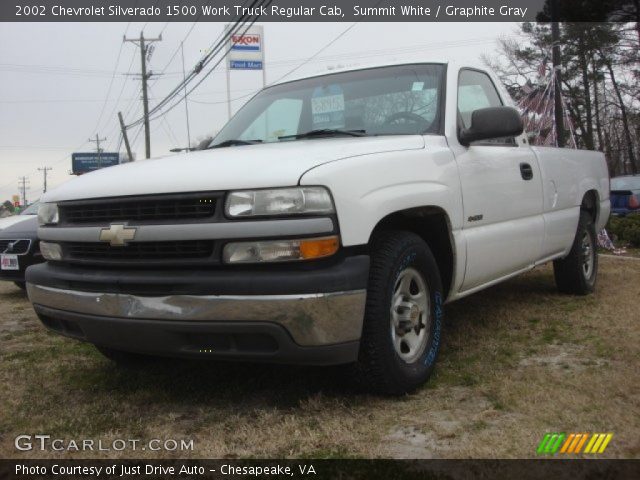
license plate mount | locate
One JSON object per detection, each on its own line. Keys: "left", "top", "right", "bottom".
{"left": 1, "top": 254, "right": 19, "bottom": 271}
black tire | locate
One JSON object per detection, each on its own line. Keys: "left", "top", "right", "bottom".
{"left": 553, "top": 210, "right": 598, "bottom": 295}
{"left": 13, "top": 282, "right": 26, "bottom": 290}
{"left": 352, "top": 231, "right": 444, "bottom": 395}
{"left": 95, "top": 345, "right": 153, "bottom": 366}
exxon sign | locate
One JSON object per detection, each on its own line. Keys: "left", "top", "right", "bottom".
{"left": 227, "top": 25, "right": 264, "bottom": 71}
{"left": 230, "top": 34, "right": 261, "bottom": 52}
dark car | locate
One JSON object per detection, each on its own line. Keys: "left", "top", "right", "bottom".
{"left": 610, "top": 175, "right": 640, "bottom": 216}
{"left": 0, "top": 207, "right": 42, "bottom": 289}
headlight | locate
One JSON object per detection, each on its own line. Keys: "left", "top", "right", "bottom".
{"left": 38, "top": 203, "right": 59, "bottom": 225}
{"left": 226, "top": 187, "right": 334, "bottom": 217}
{"left": 223, "top": 236, "right": 339, "bottom": 264}
{"left": 39, "top": 241, "right": 62, "bottom": 261}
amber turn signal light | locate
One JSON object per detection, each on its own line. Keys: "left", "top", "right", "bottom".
{"left": 299, "top": 236, "right": 340, "bottom": 260}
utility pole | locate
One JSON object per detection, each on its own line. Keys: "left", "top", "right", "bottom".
{"left": 225, "top": 24, "right": 233, "bottom": 121}
{"left": 88, "top": 134, "right": 107, "bottom": 168}
{"left": 18, "top": 176, "right": 29, "bottom": 206}
{"left": 124, "top": 31, "right": 162, "bottom": 159}
{"left": 118, "top": 111, "right": 134, "bottom": 163}
{"left": 37, "top": 166, "right": 52, "bottom": 193}
{"left": 551, "top": 0, "right": 565, "bottom": 148}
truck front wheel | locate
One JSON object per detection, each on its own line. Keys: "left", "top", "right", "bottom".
{"left": 553, "top": 210, "right": 598, "bottom": 295}
{"left": 353, "top": 231, "right": 444, "bottom": 395}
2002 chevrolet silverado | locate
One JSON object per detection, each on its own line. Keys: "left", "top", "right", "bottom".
{"left": 27, "top": 61, "right": 610, "bottom": 394}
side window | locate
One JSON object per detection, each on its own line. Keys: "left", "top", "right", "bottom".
{"left": 239, "top": 98, "right": 303, "bottom": 143}
{"left": 458, "top": 70, "right": 515, "bottom": 145}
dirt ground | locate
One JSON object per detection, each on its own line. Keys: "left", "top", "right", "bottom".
{"left": 0, "top": 256, "right": 639, "bottom": 459}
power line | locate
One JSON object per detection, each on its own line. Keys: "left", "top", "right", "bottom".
{"left": 149, "top": 20, "right": 201, "bottom": 90}
{"left": 159, "top": 22, "right": 170, "bottom": 37}
{"left": 147, "top": 84, "right": 181, "bottom": 148}
{"left": 0, "top": 36, "right": 499, "bottom": 80}
{"left": 165, "top": 21, "right": 360, "bottom": 110}
{"left": 99, "top": 47, "right": 139, "bottom": 136}
{"left": 126, "top": 0, "right": 267, "bottom": 128}
{"left": 1, "top": 36, "right": 502, "bottom": 106}
{"left": 181, "top": 41, "right": 192, "bottom": 149}
{"left": 144, "top": 15, "right": 269, "bottom": 125}
{"left": 179, "top": 29, "right": 499, "bottom": 109}
{"left": 85, "top": 19, "right": 135, "bottom": 159}
{"left": 91, "top": 24, "right": 132, "bottom": 135}
{"left": 0, "top": 140, "right": 89, "bottom": 201}
{"left": 0, "top": 145, "right": 75, "bottom": 149}
{"left": 272, "top": 23, "right": 360, "bottom": 85}
{"left": 104, "top": 84, "right": 143, "bottom": 151}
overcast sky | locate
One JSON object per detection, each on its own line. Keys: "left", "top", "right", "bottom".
{"left": 0, "top": 21, "right": 517, "bottom": 203}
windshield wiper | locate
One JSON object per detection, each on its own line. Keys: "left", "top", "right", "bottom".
{"left": 207, "top": 139, "right": 263, "bottom": 149}
{"left": 278, "top": 129, "right": 367, "bottom": 140}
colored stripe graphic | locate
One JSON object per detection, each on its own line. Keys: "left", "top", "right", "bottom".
{"left": 537, "top": 434, "right": 552, "bottom": 454}
{"left": 584, "top": 433, "right": 614, "bottom": 454}
{"left": 568, "top": 434, "right": 583, "bottom": 453}
{"left": 574, "top": 433, "right": 589, "bottom": 453}
{"left": 542, "top": 433, "right": 613, "bottom": 455}
{"left": 537, "top": 433, "right": 565, "bottom": 454}
{"left": 560, "top": 433, "right": 575, "bottom": 453}
{"left": 550, "top": 433, "right": 566, "bottom": 453}
{"left": 598, "top": 434, "right": 613, "bottom": 453}
{"left": 584, "top": 434, "right": 598, "bottom": 453}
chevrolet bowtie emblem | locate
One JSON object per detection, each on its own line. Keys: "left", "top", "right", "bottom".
{"left": 99, "top": 224, "right": 137, "bottom": 246}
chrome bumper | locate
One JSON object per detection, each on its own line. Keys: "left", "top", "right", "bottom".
{"left": 27, "top": 284, "right": 366, "bottom": 346}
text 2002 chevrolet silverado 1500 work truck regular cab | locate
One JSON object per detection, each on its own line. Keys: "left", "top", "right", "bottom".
{"left": 27, "top": 61, "right": 610, "bottom": 394}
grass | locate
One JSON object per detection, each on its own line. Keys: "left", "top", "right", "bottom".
{"left": 0, "top": 257, "right": 638, "bottom": 459}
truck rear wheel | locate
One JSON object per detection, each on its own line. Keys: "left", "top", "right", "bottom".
{"left": 553, "top": 210, "right": 598, "bottom": 295}
{"left": 353, "top": 231, "right": 444, "bottom": 395}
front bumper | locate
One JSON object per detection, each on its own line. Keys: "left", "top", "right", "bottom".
{"left": 26, "top": 255, "right": 369, "bottom": 365}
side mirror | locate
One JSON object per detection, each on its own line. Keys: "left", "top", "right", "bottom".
{"left": 459, "top": 106, "right": 524, "bottom": 146}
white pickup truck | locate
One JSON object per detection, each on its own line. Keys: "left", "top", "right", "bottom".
{"left": 28, "top": 60, "right": 609, "bottom": 394}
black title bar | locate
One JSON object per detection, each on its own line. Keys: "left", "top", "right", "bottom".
{"left": 2, "top": 0, "right": 638, "bottom": 22}
{"left": 2, "top": 459, "right": 640, "bottom": 480}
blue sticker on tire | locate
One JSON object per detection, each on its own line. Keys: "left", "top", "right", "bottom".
{"left": 424, "top": 291, "right": 443, "bottom": 366}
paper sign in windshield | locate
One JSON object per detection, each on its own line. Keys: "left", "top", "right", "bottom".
{"left": 311, "top": 94, "right": 345, "bottom": 115}
{"left": 311, "top": 86, "right": 345, "bottom": 129}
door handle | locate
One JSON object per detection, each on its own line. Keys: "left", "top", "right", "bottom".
{"left": 520, "top": 162, "right": 533, "bottom": 181}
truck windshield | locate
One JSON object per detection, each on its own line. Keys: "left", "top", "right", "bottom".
{"left": 210, "top": 64, "right": 444, "bottom": 147}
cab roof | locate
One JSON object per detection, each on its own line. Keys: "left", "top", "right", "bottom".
{"left": 270, "top": 58, "right": 488, "bottom": 86}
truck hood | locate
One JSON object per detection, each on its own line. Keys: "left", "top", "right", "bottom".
{"left": 43, "top": 136, "right": 424, "bottom": 202}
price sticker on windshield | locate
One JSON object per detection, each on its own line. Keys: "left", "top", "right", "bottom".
{"left": 311, "top": 85, "right": 345, "bottom": 129}
{"left": 311, "top": 94, "right": 345, "bottom": 115}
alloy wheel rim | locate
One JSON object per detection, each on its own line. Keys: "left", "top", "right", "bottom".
{"left": 390, "top": 267, "right": 431, "bottom": 363}
{"left": 581, "top": 230, "right": 594, "bottom": 279}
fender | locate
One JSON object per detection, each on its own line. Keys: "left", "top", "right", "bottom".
{"left": 299, "top": 136, "right": 463, "bottom": 247}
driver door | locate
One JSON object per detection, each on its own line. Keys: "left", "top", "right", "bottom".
{"left": 453, "top": 69, "right": 544, "bottom": 291}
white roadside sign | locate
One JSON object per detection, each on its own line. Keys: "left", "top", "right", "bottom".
{"left": 228, "top": 25, "right": 264, "bottom": 70}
